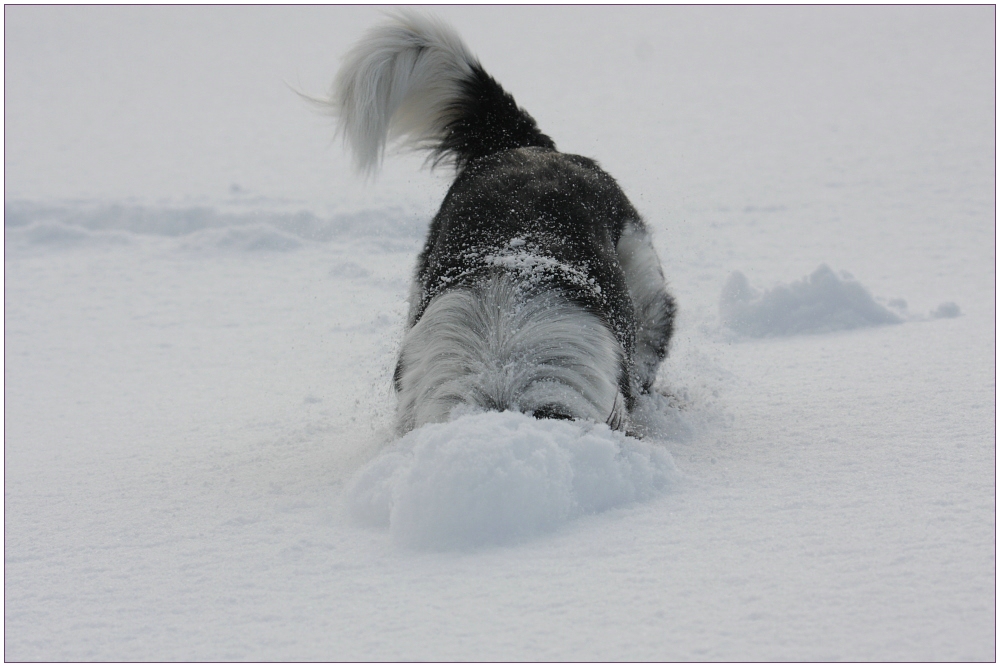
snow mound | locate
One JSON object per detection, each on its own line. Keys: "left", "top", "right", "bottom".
{"left": 931, "top": 301, "right": 961, "bottom": 319}
{"left": 345, "top": 411, "right": 677, "bottom": 549}
{"left": 720, "top": 264, "right": 903, "bottom": 337}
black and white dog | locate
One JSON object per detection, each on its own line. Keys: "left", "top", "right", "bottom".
{"left": 328, "top": 13, "right": 676, "bottom": 434}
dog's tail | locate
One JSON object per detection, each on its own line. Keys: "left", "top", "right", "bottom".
{"left": 326, "top": 11, "right": 555, "bottom": 174}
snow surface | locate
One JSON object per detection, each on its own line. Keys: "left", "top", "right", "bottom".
{"left": 5, "top": 5, "right": 996, "bottom": 661}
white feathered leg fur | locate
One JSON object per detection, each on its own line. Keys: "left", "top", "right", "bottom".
{"left": 617, "top": 221, "right": 676, "bottom": 392}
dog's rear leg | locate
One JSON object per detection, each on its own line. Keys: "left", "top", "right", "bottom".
{"left": 616, "top": 221, "right": 676, "bottom": 393}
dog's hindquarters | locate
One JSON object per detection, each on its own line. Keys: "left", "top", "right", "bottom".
{"left": 394, "top": 161, "right": 677, "bottom": 432}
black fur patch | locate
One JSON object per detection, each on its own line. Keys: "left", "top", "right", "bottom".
{"left": 432, "top": 65, "right": 556, "bottom": 171}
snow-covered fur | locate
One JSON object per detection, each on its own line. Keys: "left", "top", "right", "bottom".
{"left": 328, "top": 12, "right": 676, "bottom": 433}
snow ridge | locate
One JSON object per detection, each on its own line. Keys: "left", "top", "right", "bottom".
{"left": 4, "top": 201, "right": 428, "bottom": 251}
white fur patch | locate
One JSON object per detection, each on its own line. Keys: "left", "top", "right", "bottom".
{"left": 616, "top": 221, "right": 674, "bottom": 391}
{"left": 325, "top": 11, "right": 477, "bottom": 173}
{"left": 395, "top": 274, "right": 627, "bottom": 433}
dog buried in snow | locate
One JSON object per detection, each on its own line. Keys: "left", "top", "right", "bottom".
{"left": 326, "top": 13, "right": 676, "bottom": 434}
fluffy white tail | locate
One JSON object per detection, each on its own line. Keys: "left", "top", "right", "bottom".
{"left": 326, "top": 12, "right": 476, "bottom": 173}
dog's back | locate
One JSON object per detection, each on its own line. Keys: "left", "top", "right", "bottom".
{"left": 327, "top": 12, "right": 675, "bottom": 433}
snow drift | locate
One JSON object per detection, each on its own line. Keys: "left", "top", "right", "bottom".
{"left": 719, "top": 264, "right": 904, "bottom": 337}
{"left": 345, "top": 410, "right": 678, "bottom": 549}
{"left": 3, "top": 201, "right": 428, "bottom": 250}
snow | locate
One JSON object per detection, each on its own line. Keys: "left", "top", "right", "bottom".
{"left": 719, "top": 265, "right": 904, "bottom": 337}
{"left": 346, "top": 410, "right": 677, "bottom": 550}
{"left": 4, "top": 5, "right": 995, "bottom": 662}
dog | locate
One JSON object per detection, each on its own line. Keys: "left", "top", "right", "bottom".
{"left": 326, "top": 12, "right": 676, "bottom": 434}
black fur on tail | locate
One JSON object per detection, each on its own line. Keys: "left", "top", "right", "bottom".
{"left": 434, "top": 65, "right": 556, "bottom": 171}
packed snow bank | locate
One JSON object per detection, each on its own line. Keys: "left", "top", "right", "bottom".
{"left": 345, "top": 411, "right": 678, "bottom": 549}
{"left": 720, "top": 264, "right": 904, "bottom": 337}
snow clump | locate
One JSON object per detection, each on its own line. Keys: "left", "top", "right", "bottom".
{"left": 930, "top": 301, "right": 961, "bottom": 319}
{"left": 720, "top": 264, "right": 903, "bottom": 337}
{"left": 345, "top": 410, "right": 677, "bottom": 549}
